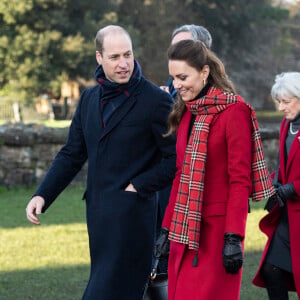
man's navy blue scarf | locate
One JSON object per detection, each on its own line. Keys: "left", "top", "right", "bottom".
{"left": 166, "top": 76, "right": 177, "bottom": 99}
{"left": 95, "top": 60, "right": 142, "bottom": 127}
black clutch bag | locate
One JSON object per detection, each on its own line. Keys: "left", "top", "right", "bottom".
{"left": 143, "top": 256, "right": 168, "bottom": 300}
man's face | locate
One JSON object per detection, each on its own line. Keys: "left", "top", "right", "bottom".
{"left": 96, "top": 32, "right": 134, "bottom": 84}
{"left": 171, "top": 31, "right": 193, "bottom": 45}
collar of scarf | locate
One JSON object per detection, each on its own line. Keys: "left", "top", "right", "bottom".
{"left": 94, "top": 59, "right": 142, "bottom": 126}
{"left": 169, "top": 86, "right": 275, "bottom": 250}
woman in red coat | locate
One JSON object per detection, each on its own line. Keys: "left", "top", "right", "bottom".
{"left": 154, "top": 40, "right": 274, "bottom": 300}
{"left": 252, "top": 72, "right": 300, "bottom": 299}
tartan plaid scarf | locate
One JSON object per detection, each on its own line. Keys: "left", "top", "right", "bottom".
{"left": 169, "top": 86, "right": 275, "bottom": 250}
{"left": 95, "top": 59, "right": 142, "bottom": 127}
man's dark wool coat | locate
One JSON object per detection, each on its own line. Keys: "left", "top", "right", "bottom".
{"left": 35, "top": 76, "right": 176, "bottom": 299}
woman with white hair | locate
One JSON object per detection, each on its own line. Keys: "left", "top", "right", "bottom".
{"left": 253, "top": 72, "right": 300, "bottom": 299}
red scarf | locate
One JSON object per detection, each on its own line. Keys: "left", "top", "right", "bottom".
{"left": 169, "top": 87, "right": 275, "bottom": 250}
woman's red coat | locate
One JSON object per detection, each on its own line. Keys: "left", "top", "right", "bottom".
{"left": 163, "top": 102, "right": 253, "bottom": 300}
{"left": 253, "top": 118, "right": 300, "bottom": 297}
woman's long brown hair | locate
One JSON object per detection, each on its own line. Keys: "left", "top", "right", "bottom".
{"left": 165, "top": 40, "right": 236, "bottom": 136}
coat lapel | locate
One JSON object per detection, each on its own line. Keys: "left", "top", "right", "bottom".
{"left": 96, "top": 77, "right": 144, "bottom": 142}
{"left": 90, "top": 88, "right": 102, "bottom": 136}
{"left": 279, "top": 120, "right": 289, "bottom": 182}
{"left": 98, "top": 93, "right": 137, "bottom": 143}
{"left": 177, "top": 110, "right": 192, "bottom": 160}
{"left": 286, "top": 130, "right": 300, "bottom": 176}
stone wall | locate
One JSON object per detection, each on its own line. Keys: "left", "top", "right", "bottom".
{"left": 0, "top": 124, "right": 87, "bottom": 187}
{"left": 0, "top": 123, "right": 279, "bottom": 188}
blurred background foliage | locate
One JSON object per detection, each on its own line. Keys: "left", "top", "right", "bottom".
{"left": 0, "top": 0, "right": 299, "bottom": 111}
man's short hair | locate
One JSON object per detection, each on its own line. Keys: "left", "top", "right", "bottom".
{"left": 95, "top": 25, "right": 132, "bottom": 54}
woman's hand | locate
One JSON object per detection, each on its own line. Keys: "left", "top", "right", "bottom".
{"left": 222, "top": 233, "right": 243, "bottom": 274}
{"left": 276, "top": 182, "right": 296, "bottom": 201}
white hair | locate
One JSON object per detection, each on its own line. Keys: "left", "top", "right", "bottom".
{"left": 172, "top": 24, "right": 212, "bottom": 49}
{"left": 271, "top": 72, "right": 300, "bottom": 101}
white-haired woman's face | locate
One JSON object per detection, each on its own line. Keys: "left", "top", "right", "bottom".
{"left": 276, "top": 96, "right": 300, "bottom": 120}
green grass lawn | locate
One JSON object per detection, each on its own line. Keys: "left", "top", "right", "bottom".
{"left": 0, "top": 186, "right": 89, "bottom": 300}
{"left": 0, "top": 186, "right": 298, "bottom": 299}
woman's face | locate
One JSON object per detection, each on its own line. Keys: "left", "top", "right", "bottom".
{"left": 168, "top": 60, "right": 209, "bottom": 102}
{"left": 276, "top": 97, "right": 300, "bottom": 120}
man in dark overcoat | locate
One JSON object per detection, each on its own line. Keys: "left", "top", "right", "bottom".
{"left": 26, "top": 25, "right": 176, "bottom": 300}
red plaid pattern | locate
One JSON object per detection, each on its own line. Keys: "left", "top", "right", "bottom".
{"left": 169, "top": 87, "right": 275, "bottom": 250}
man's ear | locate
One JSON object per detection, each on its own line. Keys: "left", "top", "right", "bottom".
{"left": 96, "top": 51, "right": 102, "bottom": 65}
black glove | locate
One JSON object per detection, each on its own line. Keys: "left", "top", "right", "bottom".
{"left": 222, "top": 233, "right": 243, "bottom": 274}
{"left": 154, "top": 227, "right": 170, "bottom": 258}
{"left": 264, "top": 192, "right": 285, "bottom": 211}
{"left": 271, "top": 178, "right": 282, "bottom": 189}
{"left": 276, "top": 183, "right": 296, "bottom": 202}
